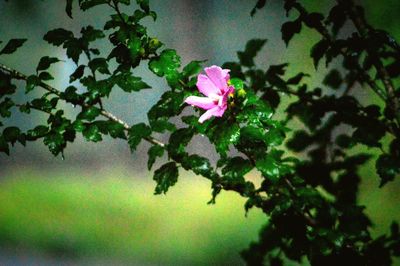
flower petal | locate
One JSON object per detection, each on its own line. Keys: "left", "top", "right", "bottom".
{"left": 221, "top": 85, "right": 235, "bottom": 106}
{"left": 205, "top": 65, "right": 230, "bottom": 92}
{"left": 185, "top": 96, "right": 217, "bottom": 110}
{"left": 196, "top": 74, "right": 221, "bottom": 97}
{"left": 198, "top": 105, "right": 227, "bottom": 123}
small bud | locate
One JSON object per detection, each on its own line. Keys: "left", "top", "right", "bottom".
{"left": 237, "top": 88, "right": 246, "bottom": 98}
{"left": 149, "top": 38, "right": 161, "bottom": 50}
{"left": 139, "top": 47, "right": 146, "bottom": 56}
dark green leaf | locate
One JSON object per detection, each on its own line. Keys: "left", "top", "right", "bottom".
{"left": 36, "top": 56, "right": 60, "bottom": 72}
{"left": 44, "top": 28, "right": 74, "bottom": 46}
{"left": 128, "top": 123, "right": 151, "bottom": 151}
{"left": 77, "top": 106, "right": 101, "bottom": 121}
{"left": 311, "top": 39, "right": 329, "bottom": 68}
{"left": 147, "top": 145, "right": 164, "bottom": 170}
{"left": 376, "top": 154, "right": 400, "bottom": 187}
{"left": 153, "top": 162, "right": 178, "bottom": 194}
{"left": 237, "top": 39, "right": 267, "bottom": 67}
{"left": 88, "top": 58, "right": 110, "bottom": 75}
{"left": 0, "top": 39, "right": 27, "bottom": 55}
{"left": 3, "top": 126, "right": 20, "bottom": 145}
{"left": 82, "top": 124, "right": 102, "bottom": 142}
{"left": 79, "top": 0, "right": 108, "bottom": 11}
{"left": 114, "top": 72, "right": 151, "bottom": 92}
{"left": 69, "top": 65, "right": 86, "bottom": 83}
{"left": 251, "top": 0, "right": 266, "bottom": 16}
{"left": 323, "top": 69, "right": 342, "bottom": 89}
{"left": 66, "top": 0, "right": 74, "bottom": 18}
{"left": 281, "top": 19, "right": 302, "bottom": 45}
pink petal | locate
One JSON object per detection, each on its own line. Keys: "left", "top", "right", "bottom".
{"left": 196, "top": 74, "right": 221, "bottom": 97}
{"left": 185, "top": 96, "right": 217, "bottom": 110}
{"left": 221, "top": 85, "right": 235, "bottom": 106}
{"left": 198, "top": 105, "right": 227, "bottom": 123}
{"left": 204, "top": 65, "right": 230, "bottom": 92}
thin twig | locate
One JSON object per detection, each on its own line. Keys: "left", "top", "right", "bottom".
{"left": 0, "top": 62, "right": 165, "bottom": 148}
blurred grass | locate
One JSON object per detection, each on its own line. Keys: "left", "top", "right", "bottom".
{"left": 0, "top": 168, "right": 266, "bottom": 265}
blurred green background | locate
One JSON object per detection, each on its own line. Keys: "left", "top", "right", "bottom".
{"left": 0, "top": 0, "right": 399, "bottom": 265}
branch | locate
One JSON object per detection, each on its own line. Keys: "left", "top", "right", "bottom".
{"left": 292, "top": 3, "right": 387, "bottom": 101}
{"left": 0, "top": 62, "right": 165, "bottom": 148}
{"left": 339, "top": 0, "right": 400, "bottom": 124}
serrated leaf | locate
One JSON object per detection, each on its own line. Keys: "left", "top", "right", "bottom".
{"left": 70, "top": 65, "right": 86, "bottom": 83}
{"left": 44, "top": 28, "right": 74, "bottom": 46}
{"left": 82, "top": 124, "right": 102, "bottom": 142}
{"left": 222, "top": 157, "right": 253, "bottom": 179}
{"left": 0, "top": 39, "right": 27, "bottom": 55}
{"left": 182, "top": 60, "right": 203, "bottom": 78}
{"left": 77, "top": 106, "right": 101, "bottom": 121}
{"left": 153, "top": 162, "right": 179, "bottom": 194}
{"left": 237, "top": 39, "right": 267, "bottom": 67}
{"left": 281, "top": 19, "right": 302, "bottom": 45}
{"left": 311, "top": 39, "right": 329, "bottom": 68}
{"left": 127, "top": 123, "right": 151, "bottom": 151}
{"left": 182, "top": 154, "right": 212, "bottom": 177}
{"left": 36, "top": 56, "right": 60, "bottom": 72}
{"left": 147, "top": 145, "right": 164, "bottom": 170}
{"left": 88, "top": 58, "right": 110, "bottom": 75}
{"left": 149, "top": 49, "right": 181, "bottom": 86}
{"left": 114, "top": 72, "right": 151, "bottom": 92}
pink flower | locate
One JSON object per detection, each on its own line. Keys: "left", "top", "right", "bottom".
{"left": 185, "top": 65, "right": 235, "bottom": 123}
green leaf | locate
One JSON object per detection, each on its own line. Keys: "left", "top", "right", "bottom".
{"left": 182, "top": 60, "right": 203, "bottom": 78}
{"left": 44, "top": 28, "right": 74, "bottom": 46}
{"left": 237, "top": 39, "right": 267, "bottom": 67}
{"left": 323, "top": 69, "right": 342, "bottom": 89}
{"left": 106, "top": 121, "right": 126, "bottom": 139}
{"left": 69, "top": 65, "right": 86, "bottom": 83}
{"left": 0, "top": 135, "right": 10, "bottom": 155}
{"left": 376, "top": 154, "right": 400, "bottom": 187}
{"left": 36, "top": 56, "right": 60, "bottom": 72}
{"left": 127, "top": 123, "right": 151, "bottom": 151}
{"left": 77, "top": 106, "right": 101, "bottom": 121}
{"left": 311, "top": 39, "right": 329, "bottom": 68}
{"left": 38, "top": 72, "right": 54, "bottom": 81}
{"left": 0, "top": 97, "right": 14, "bottom": 117}
{"left": 0, "top": 72, "right": 16, "bottom": 97}
{"left": 136, "top": 0, "right": 149, "bottom": 13}
{"left": 149, "top": 49, "right": 181, "bottom": 86}
{"left": 153, "top": 162, "right": 179, "bottom": 194}
{"left": 66, "top": 0, "right": 74, "bottom": 18}
{"left": 281, "top": 19, "right": 302, "bottom": 46}
{"left": 43, "top": 132, "right": 66, "bottom": 156}
{"left": 230, "top": 78, "right": 244, "bottom": 90}
{"left": 208, "top": 121, "right": 240, "bottom": 156}
{"left": 26, "top": 125, "right": 49, "bottom": 140}
{"left": 168, "top": 127, "right": 193, "bottom": 159}
{"left": 114, "top": 72, "right": 151, "bottom": 92}
{"left": 64, "top": 38, "right": 83, "bottom": 64}
{"left": 221, "top": 157, "right": 253, "bottom": 179}
{"left": 3, "top": 126, "right": 20, "bottom": 145}
{"left": 0, "top": 39, "right": 27, "bottom": 55}
{"left": 255, "top": 150, "right": 290, "bottom": 182}
{"left": 147, "top": 145, "right": 164, "bottom": 170}
{"left": 88, "top": 58, "right": 110, "bottom": 75}
{"left": 81, "top": 26, "right": 105, "bottom": 42}
{"left": 82, "top": 124, "right": 102, "bottom": 142}
{"left": 251, "top": 0, "right": 266, "bottom": 16}
{"left": 79, "top": 0, "right": 109, "bottom": 11}
{"left": 182, "top": 154, "right": 212, "bottom": 177}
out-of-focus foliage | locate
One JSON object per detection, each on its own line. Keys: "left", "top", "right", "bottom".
{"left": 0, "top": 0, "right": 399, "bottom": 265}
